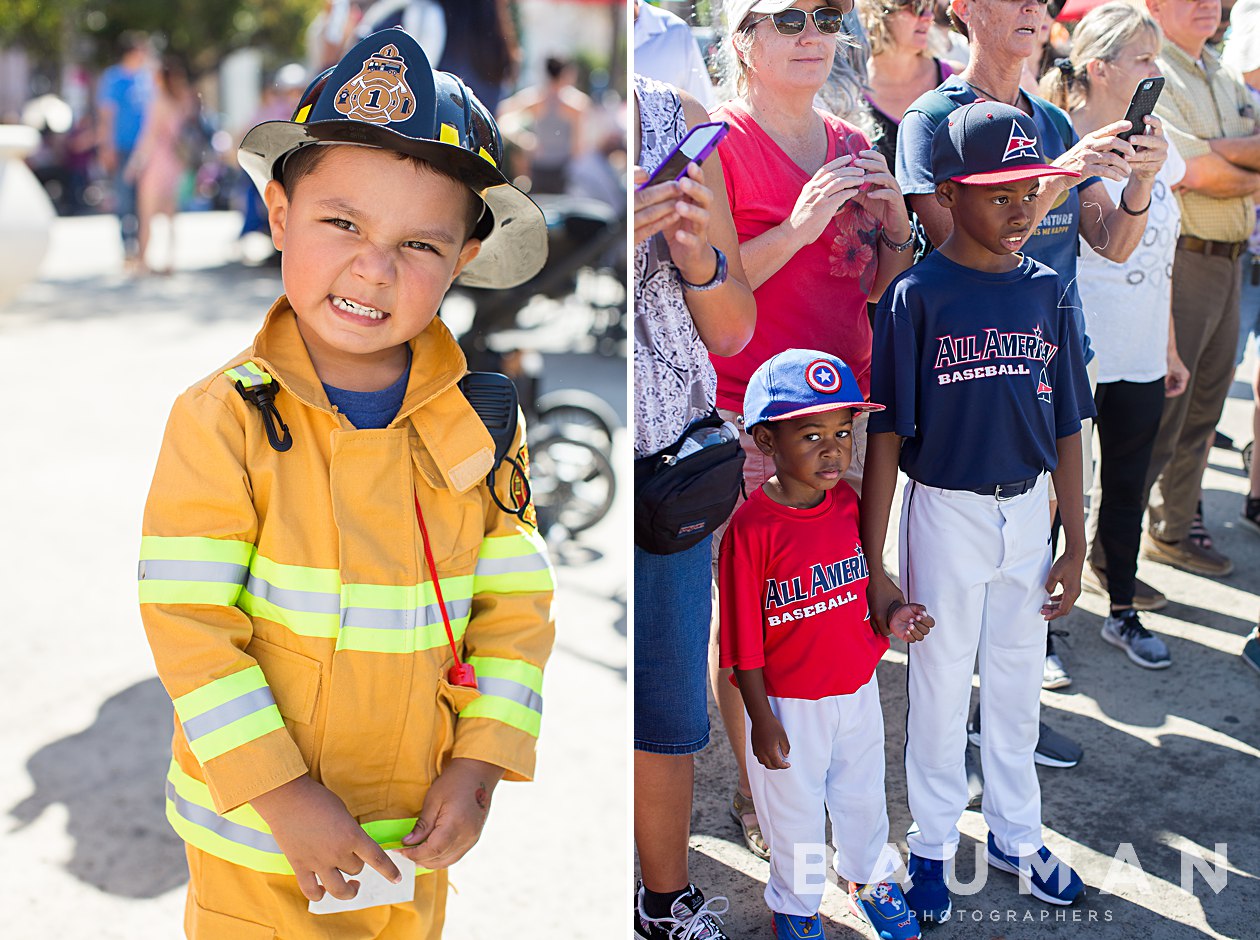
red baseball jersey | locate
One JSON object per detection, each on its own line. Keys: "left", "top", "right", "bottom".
{"left": 719, "top": 484, "right": 888, "bottom": 699}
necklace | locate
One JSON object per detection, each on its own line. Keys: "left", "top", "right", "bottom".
{"left": 967, "top": 80, "right": 1021, "bottom": 108}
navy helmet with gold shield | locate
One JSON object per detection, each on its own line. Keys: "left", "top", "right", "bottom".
{"left": 238, "top": 29, "right": 546, "bottom": 289}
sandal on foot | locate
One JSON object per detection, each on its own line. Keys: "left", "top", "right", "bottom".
{"left": 730, "top": 789, "right": 769, "bottom": 860}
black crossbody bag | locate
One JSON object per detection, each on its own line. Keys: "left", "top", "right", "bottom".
{"left": 634, "top": 412, "right": 746, "bottom": 555}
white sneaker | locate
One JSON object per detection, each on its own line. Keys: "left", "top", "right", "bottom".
{"left": 1043, "top": 652, "right": 1071, "bottom": 689}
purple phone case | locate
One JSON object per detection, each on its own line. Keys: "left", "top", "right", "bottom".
{"left": 637, "top": 121, "right": 730, "bottom": 190}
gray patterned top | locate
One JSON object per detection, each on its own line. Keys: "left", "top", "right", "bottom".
{"left": 633, "top": 74, "right": 718, "bottom": 458}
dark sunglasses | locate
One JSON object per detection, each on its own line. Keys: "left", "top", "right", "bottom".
{"left": 744, "top": 5, "right": 853, "bottom": 35}
{"left": 885, "top": 0, "right": 933, "bottom": 15}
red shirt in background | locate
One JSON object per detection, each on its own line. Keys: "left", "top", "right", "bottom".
{"left": 708, "top": 103, "right": 881, "bottom": 413}
{"left": 719, "top": 484, "right": 888, "bottom": 700}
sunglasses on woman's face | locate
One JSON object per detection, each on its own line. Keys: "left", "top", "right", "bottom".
{"left": 886, "top": 0, "right": 933, "bottom": 15}
{"left": 744, "top": 4, "right": 853, "bottom": 36}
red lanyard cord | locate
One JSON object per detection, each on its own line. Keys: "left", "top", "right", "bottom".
{"left": 414, "top": 494, "right": 478, "bottom": 688}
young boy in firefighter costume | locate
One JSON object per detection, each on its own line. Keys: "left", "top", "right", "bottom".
{"left": 138, "top": 29, "right": 553, "bottom": 938}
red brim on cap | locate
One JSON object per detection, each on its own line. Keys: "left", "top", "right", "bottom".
{"left": 952, "top": 165, "right": 1081, "bottom": 185}
{"left": 771, "top": 401, "right": 886, "bottom": 422}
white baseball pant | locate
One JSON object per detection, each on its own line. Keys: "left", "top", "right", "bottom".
{"left": 898, "top": 474, "right": 1051, "bottom": 861}
{"left": 745, "top": 674, "right": 901, "bottom": 917}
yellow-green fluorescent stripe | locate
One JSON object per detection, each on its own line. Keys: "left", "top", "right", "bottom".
{"left": 476, "top": 529, "right": 549, "bottom": 560}
{"left": 466, "top": 656, "right": 544, "bottom": 694}
{"left": 139, "top": 580, "right": 244, "bottom": 606}
{"left": 140, "top": 536, "right": 254, "bottom": 565}
{"left": 187, "top": 708, "right": 287, "bottom": 763}
{"left": 337, "top": 613, "right": 470, "bottom": 654}
{"left": 238, "top": 590, "right": 340, "bottom": 638}
{"left": 249, "top": 554, "right": 341, "bottom": 593}
{"left": 473, "top": 568, "right": 554, "bottom": 595}
{"left": 139, "top": 536, "right": 254, "bottom": 607}
{"left": 173, "top": 666, "right": 269, "bottom": 720}
{"left": 342, "top": 577, "right": 474, "bottom": 610}
{"left": 165, "top": 761, "right": 432, "bottom": 874}
{"left": 224, "top": 362, "right": 272, "bottom": 388}
{"left": 460, "top": 695, "right": 542, "bottom": 737}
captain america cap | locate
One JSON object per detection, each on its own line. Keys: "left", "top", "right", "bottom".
{"left": 931, "top": 101, "right": 1080, "bottom": 186}
{"left": 238, "top": 29, "right": 546, "bottom": 289}
{"left": 743, "top": 349, "right": 884, "bottom": 430}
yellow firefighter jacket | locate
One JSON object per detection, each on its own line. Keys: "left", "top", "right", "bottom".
{"left": 138, "top": 297, "right": 555, "bottom": 875}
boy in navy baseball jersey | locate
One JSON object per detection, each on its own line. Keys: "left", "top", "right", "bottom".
{"left": 862, "top": 102, "right": 1094, "bottom": 922}
{"left": 719, "top": 349, "right": 933, "bottom": 940}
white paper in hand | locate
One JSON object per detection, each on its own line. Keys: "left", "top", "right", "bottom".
{"left": 308, "top": 850, "right": 416, "bottom": 915}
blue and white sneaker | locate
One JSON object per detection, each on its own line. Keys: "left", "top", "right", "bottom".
{"left": 772, "top": 911, "right": 823, "bottom": 939}
{"left": 848, "top": 881, "right": 921, "bottom": 939}
{"left": 985, "top": 833, "right": 1085, "bottom": 905}
{"left": 904, "top": 854, "right": 951, "bottom": 926}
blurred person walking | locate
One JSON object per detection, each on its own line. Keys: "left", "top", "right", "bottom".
{"left": 96, "top": 31, "right": 154, "bottom": 271}
{"left": 126, "top": 56, "right": 196, "bottom": 275}
{"left": 632, "top": 72, "right": 755, "bottom": 939}
{"left": 1139, "top": 0, "right": 1259, "bottom": 576}
{"left": 1040, "top": 2, "right": 1182, "bottom": 667}
{"left": 499, "top": 57, "right": 592, "bottom": 194}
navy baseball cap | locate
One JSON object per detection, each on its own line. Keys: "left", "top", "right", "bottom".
{"left": 931, "top": 101, "right": 1080, "bottom": 186}
{"left": 239, "top": 29, "right": 546, "bottom": 289}
{"left": 743, "top": 349, "right": 884, "bottom": 430}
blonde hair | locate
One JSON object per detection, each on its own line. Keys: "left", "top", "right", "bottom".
{"left": 1038, "top": 1, "right": 1162, "bottom": 111}
{"left": 858, "top": 0, "right": 897, "bottom": 58}
{"left": 717, "top": 7, "right": 861, "bottom": 99}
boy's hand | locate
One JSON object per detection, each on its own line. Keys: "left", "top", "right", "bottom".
{"left": 888, "top": 602, "right": 934, "bottom": 643}
{"left": 400, "top": 758, "right": 504, "bottom": 869}
{"left": 866, "top": 572, "right": 905, "bottom": 637}
{"left": 750, "top": 716, "right": 792, "bottom": 770}
{"left": 250, "top": 774, "right": 401, "bottom": 902}
{"left": 1043, "top": 552, "right": 1083, "bottom": 621}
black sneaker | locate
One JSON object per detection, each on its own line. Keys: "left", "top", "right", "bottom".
{"left": 634, "top": 883, "right": 730, "bottom": 939}
{"left": 967, "top": 704, "right": 1082, "bottom": 768}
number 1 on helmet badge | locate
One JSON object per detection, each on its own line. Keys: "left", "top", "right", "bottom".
{"left": 334, "top": 44, "right": 415, "bottom": 125}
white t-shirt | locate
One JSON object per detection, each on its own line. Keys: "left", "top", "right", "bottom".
{"left": 1077, "top": 141, "right": 1186, "bottom": 384}
{"left": 633, "top": 1, "right": 716, "bottom": 110}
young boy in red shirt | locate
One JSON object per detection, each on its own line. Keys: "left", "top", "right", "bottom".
{"left": 718, "top": 349, "right": 933, "bottom": 940}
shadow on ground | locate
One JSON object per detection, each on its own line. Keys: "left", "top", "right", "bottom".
{"left": 16, "top": 262, "right": 284, "bottom": 326}
{"left": 8, "top": 678, "right": 186, "bottom": 897}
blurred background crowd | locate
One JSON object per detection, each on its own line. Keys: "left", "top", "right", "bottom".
{"left": 2, "top": 0, "right": 627, "bottom": 273}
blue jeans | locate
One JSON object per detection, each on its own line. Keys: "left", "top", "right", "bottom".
{"left": 113, "top": 149, "right": 139, "bottom": 258}
{"left": 633, "top": 537, "right": 713, "bottom": 754}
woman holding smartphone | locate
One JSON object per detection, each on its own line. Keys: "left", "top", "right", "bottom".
{"left": 1040, "top": 1, "right": 1184, "bottom": 670}
{"left": 706, "top": 0, "right": 914, "bottom": 862}
{"left": 632, "top": 71, "right": 755, "bottom": 939}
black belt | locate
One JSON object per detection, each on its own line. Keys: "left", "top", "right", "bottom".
{"left": 970, "top": 477, "right": 1039, "bottom": 499}
{"left": 1177, "top": 235, "right": 1246, "bottom": 261}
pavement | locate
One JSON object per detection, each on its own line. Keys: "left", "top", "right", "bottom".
{"left": 0, "top": 212, "right": 628, "bottom": 937}
{"left": 681, "top": 370, "right": 1260, "bottom": 937}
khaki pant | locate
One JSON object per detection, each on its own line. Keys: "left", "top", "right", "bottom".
{"left": 1145, "top": 249, "right": 1241, "bottom": 542}
{"left": 184, "top": 847, "right": 448, "bottom": 940}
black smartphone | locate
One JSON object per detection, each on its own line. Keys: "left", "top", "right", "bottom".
{"left": 1116, "top": 76, "right": 1165, "bottom": 145}
{"left": 637, "top": 121, "right": 730, "bottom": 190}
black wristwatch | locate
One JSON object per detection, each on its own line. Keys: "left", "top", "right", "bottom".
{"left": 680, "top": 246, "right": 728, "bottom": 292}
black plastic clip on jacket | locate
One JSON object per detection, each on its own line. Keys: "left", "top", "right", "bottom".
{"left": 459, "top": 372, "right": 532, "bottom": 520}
{"left": 234, "top": 380, "right": 293, "bottom": 452}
